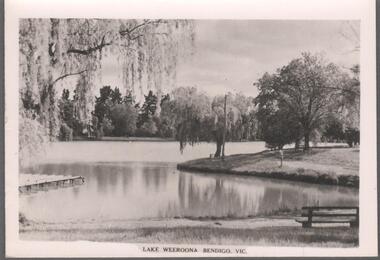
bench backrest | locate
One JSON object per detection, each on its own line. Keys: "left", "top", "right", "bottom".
{"left": 301, "top": 206, "right": 359, "bottom": 219}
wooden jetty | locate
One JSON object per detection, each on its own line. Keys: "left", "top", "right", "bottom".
{"left": 19, "top": 174, "right": 85, "bottom": 193}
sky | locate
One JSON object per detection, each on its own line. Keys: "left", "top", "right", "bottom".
{"left": 103, "top": 20, "right": 359, "bottom": 98}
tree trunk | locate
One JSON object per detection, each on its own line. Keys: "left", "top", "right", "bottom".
{"left": 304, "top": 132, "right": 310, "bottom": 150}
{"left": 295, "top": 138, "right": 300, "bottom": 151}
{"left": 221, "top": 94, "right": 227, "bottom": 159}
{"left": 215, "top": 140, "right": 222, "bottom": 158}
{"left": 213, "top": 129, "right": 223, "bottom": 158}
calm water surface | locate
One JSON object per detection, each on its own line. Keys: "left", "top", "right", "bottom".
{"left": 20, "top": 141, "right": 358, "bottom": 222}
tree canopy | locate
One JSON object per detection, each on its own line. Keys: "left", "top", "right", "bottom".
{"left": 20, "top": 18, "right": 193, "bottom": 122}
{"left": 254, "top": 53, "right": 359, "bottom": 150}
{"left": 19, "top": 18, "right": 194, "bottom": 163}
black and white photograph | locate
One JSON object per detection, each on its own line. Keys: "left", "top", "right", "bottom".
{"left": 5, "top": 0, "right": 377, "bottom": 257}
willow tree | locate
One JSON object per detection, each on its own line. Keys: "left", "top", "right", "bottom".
{"left": 162, "top": 87, "right": 212, "bottom": 152}
{"left": 210, "top": 94, "right": 243, "bottom": 157}
{"left": 163, "top": 88, "right": 245, "bottom": 157}
{"left": 19, "top": 18, "right": 194, "bottom": 165}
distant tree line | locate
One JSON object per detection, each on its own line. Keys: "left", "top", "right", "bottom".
{"left": 58, "top": 53, "right": 360, "bottom": 155}
{"left": 58, "top": 86, "right": 260, "bottom": 150}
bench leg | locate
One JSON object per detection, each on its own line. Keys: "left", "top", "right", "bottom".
{"left": 350, "top": 221, "right": 358, "bottom": 228}
{"left": 302, "top": 222, "right": 312, "bottom": 228}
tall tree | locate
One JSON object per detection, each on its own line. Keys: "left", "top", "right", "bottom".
{"left": 166, "top": 87, "right": 212, "bottom": 152}
{"left": 255, "top": 53, "right": 358, "bottom": 150}
{"left": 211, "top": 94, "right": 241, "bottom": 157}
{"left": 110, "top": 87, "right": 123, "bottom": 104}
{"left": 94, "top": 86, "right": 113, "bottom": 124}
{"left": 58, "top": 89, "right": 74, "bottom": 128}
{"left": 138, "top": 90, "right": 158, "bottom": 127}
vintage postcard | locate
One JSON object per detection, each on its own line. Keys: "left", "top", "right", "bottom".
{"left": 5, "top": 0, "right": 377, "bottom": 257}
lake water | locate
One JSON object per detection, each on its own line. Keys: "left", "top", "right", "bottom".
{"left": 20, "top": 141, "right": 358, "bottom": 222}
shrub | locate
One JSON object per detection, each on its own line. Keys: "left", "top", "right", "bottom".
{"left": 19, "top": 212, "right": 28, "bottom": 225}
{"left": 59, "top": 123, "right": 73, "bottom": 141}
{"left": 19, "top": 111, "right": 49, "bottom": 168}
{"left": 109, "top": 104, "right": 138, "bottom": 136}
{"left": 344, "top": 128, "right": 360, "bottom": 147}
{"left": 137, "top": 117, "right": 158, "bottom": 137}
{"left": 101, "top": 116, "right": 114, "bottom": 136}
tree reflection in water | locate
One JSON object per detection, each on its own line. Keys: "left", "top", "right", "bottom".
{"left": 20, "top": 162, "right": 358, "bottom": 222}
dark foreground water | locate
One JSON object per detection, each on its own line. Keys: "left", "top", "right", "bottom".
{"left": 20, "top": 142, "right": 358, "bottom": 223}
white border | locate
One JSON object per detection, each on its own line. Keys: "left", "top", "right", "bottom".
{"left": 5, "top": 0, "right": 377, "bottom": 257}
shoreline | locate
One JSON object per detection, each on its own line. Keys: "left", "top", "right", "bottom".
{"left": 70, "top": 137, "right": 266, "bottom": 143}
{"left": 177, "top": 148, "right": 359, "bottom": 188}
{"left": 72, "top": 136, "right": 177, "bottom": 142}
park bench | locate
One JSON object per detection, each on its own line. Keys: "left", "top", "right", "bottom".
{"left": 295, "top": 206, "right": 359, "bottom": 228}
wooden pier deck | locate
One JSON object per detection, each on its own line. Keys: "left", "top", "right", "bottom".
{"left": 19, "top": 174, "right": 85, "bottom": 193}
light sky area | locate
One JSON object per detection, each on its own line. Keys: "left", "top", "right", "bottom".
{"left": 102, "top": 20, "right": 359, "bottom": 98}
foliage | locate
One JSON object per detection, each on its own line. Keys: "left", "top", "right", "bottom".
{"left": 101, "top": 116, "right": 115, "bottom": 136}
{"left": 212, "top": 93, "right": 257, "bottom": 142}
{"left": 110, "top": 87, "right": 123, "bottom": 104}
{"left": 255, "top": 53, "right": 359, "bottom": 150}
{"left": 94, "top": 86, "right": 116, "bottom": 123}
{"left": 138, "top": 90, "right": 158, "bottom": 128}
{"left": 344, "top": 128, "right": 360, "bottom": 147}
{"left": 109, "top": 104, "right": 138, "bottom": 136}
{"left": 169, "top": 87, "right": 212, "bottom": 152}
{"left": 58, "top": 89, "right": 75, "bottom": 127}
{"left": 123, "top": 90, "right": 135, "bottom": 104}
{"left": 137, "top": 117, "right": 158, "bottom": 137}
{"left": 57, "top": 89, "right": 84, "bottom": 137}
{"left": 19, "top": 18, "right": 194, "bottom": 164}
{"left": 58, "top": 85, "right": 260, "bottom": 155}
{"left": 157, "top": 97, "right": 176, "bottom": 138}
{"left": 156, "top": 88, "right": 259, "bottom": 155}
{"left": 322, "top": 115, "right": 345, "bottom": 142}
{"left": 19, "top": 111, "right": 49, "bottom": 168}
{"left": 259, "top": 109, "right": 302, "bottom": 150}
{"left": 93, "top": 86, "right": 137, "bottom": 137}
{"left": 59, "top": 123, "right": 73, "bottom": 141}
{"left": 334, "top": 64, "right": 360, "bottom": 131}
{"left": 19, "top": 213, "right": 28, "bottom": 225}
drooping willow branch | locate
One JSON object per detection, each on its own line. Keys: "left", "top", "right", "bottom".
{"left": 119, "top": 19, "right": 166, "bottom": 40}
{"left": 66, "top": 20, "right": 165, "bottom": 55}
{"left": 119, "top": 19, "right": 161, "bottom": 35}
{"left": 51, "top": 69, "right": 87, "bottom": 86}
{"left": 67, "top": 35, "right": 112, "bottom": 55}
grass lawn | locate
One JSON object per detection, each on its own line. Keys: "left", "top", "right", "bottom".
{"left": 177, "top": 148, "right": 359, "bottom": 187}
{"left": 20, "top": 223, "right": 358, "bottom": 247}
{"left": 20, "top": 216, "right": 358, "bottom": 247}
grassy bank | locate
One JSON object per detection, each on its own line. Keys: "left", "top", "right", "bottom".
{"left": 177, "top": 148, "right": 359, "bottom": 187}
{"left": 20, "top": 218, "right": 358, "bottom": 247}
